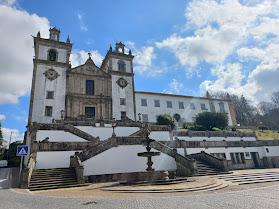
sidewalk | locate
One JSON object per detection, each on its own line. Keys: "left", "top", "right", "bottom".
{"left": 14, "top": 168, "right": 279, "bottom": 199}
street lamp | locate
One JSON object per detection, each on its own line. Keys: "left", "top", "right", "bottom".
{"left": 138, "top": 113, "right": 142, "bottom": 122}
{"left": 60, "top": 110, "right": 65, "bottom": 120}
{"left": 112, "top": 118, "right": 116, "bottom": 137}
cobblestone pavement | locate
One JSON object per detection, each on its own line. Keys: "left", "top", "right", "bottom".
{"left": 1, "top": 167, "right": 279, "bottom": 209}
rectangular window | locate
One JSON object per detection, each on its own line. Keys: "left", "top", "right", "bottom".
{"left": 86, "top": 80, "right": 94, "bottom": 95}
{"left": 142, "top": 114, "right": 148, "bottom": 122}
{"left": 192, "top": 117, "right": 196, "bottom": 123}
{"left": 167, "top": 101, "right": 172, "bottom": 108}
{"left": 141, "top": 99, "right": 147, "bottom": 106}
{"left": 190, "top": 103, "right": 195, "bottom": 110}
{"left": 201, "top": 103, "right": 206, "bottom": 110}
{"left": 219, "top": 103, "right": 225, "bottom": 113}
{"left": 235, "top": 153, "right": 241, "bottom": 164}
{"left": 120, "top": 98, "right": 126, "bottom": 105}
{"left": 230, "top": 153, "right": 236, "bottom": 164}
{"left": 179, "top": 102, "right": 184, "bottom": 109}
{"left": 45, "top": 106, "right": 53, "bottom": 117}
{"left": 154, "top": 100, "right": 160, "bottom": 107}
{"left": 240, "top": 153, "right": 246, "bottom": 164}
{"left": 121, "top": 111, "right": 126, "bottom": 118}
{"left": 46, "top": 91, "right": 54, "bottom": 99}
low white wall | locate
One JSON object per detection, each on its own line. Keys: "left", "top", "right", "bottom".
{"left": 36, "top": 130, "right": 87, "bottom": 142}
{"left": 75, "top": 126, "right": 140, "bottom": 141}
{"left": 262, "top": 146, "right": 279, "bottom": 157}
{"left": 83, "top": 145, "right": 177, "bottom": 176}
{"left": 150, "top": 131, "right": 170, "bottom": 141}
{"left": 177, "top": 136, "right": 257, "bottom": 141}
{"left": 36, "top": 151, "right": 80, "bottom": 169}
{"left": 186, "top": 147, "right": 264, "bottom": 160}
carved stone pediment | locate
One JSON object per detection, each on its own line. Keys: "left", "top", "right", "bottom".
{"left": 70, "top": 65, "right": 107, "bottom": 76}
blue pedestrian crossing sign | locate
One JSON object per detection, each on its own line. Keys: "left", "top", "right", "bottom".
{"left": 16, "top": 146, "right": 29, "bottom": 156}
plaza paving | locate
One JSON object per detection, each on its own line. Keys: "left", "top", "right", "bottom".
{"left": 1, "top": 167, "right": 279, "bottom": 208}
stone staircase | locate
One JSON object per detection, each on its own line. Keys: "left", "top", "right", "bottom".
{"left": 29, "top": 167, "right": 85, "bottom": 191}
{"left": 194, "top": 160, "right": 229, "bottom": 177}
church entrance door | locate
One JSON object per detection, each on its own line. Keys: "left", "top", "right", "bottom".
{"left": 85, "top": 107, "right": 95, "bottom": 118}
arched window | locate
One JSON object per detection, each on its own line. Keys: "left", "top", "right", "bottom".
{"left": 118, "top": 60, "right": 126, "bottom": 72}
{"left": 173, "top": 113, "right": 181, "bottom": 122}
{"left": 48, "top": 49, "right": 57, "bottom": 61}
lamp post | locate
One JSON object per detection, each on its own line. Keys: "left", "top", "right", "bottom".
{"left": 60, "top": 110, "right": 65, "bottom": 120}
{"left": 112, "top": 118, "right": 116, "bottom": 137}
{"left": 138, "top": 113, "right": 142, "bottom": 122}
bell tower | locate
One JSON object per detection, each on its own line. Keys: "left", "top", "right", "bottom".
{"left": 101, "top": 42, "right": 136, "bottom": 120}
{"left": 28, "top": 27, "right": 72, "bottom": 123}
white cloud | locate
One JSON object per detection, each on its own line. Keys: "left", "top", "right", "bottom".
{"left": 2, "top": 127, "right": 24, "bottom": 143}
{"left": 125, "top": 41, "right": 158, "bottom": 77}
{"left": 70, "top": 50, "right": 104, "bottom": 68}
{"left": 163, "top": 79, "right": 196, "bottom": 95}
{"left": 0, "top": 0, "right": 16, "bottom": 6}
{"left": 0, "top": 114, "right": 6, "bottom": 121}
{"left": 156, "top": 0, "right": 275, "bottom": 77}
{"left": 0, "top": 4, "right": 50, "bottom": 104}
{"left": 77, "top": 13, "right": 88, "bottom": 31}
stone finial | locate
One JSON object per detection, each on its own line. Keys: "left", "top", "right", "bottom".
{"left": 206, "top": 91, "right": 210, "bottom": 98}
{"left": 37, "top": 31, "right": 41, "bottom": 38}
{"left": 129, "top": 49, "right": 132, "bottom": 55}
{"left": 226, "top": 93, "right": 231, "bottom": 100}
{"left": 109, "top": 45, "right": 112, "bottom": 52}
{"left": 66, "top": 35, "right": 70, "bottom": 43}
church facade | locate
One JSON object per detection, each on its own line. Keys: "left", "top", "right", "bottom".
{"left": 28, "top": 28, "right": 237, "bottom": 126}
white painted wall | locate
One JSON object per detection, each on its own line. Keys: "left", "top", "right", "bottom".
{"left": 31, "top": 64, "right": 67, "bottom": 123}
{"left": 176, "top": 136, "right": 257, "bottom": 141}
{"left": 36, "top": 151, "right": 80, "bottom": 169}
{"left": 38, "top": 45, "right": 67, "bottom": 63}
{"left": 83, "top": 145, "right": 176, "bottom": 176}
{"left": 186, "top": 147, "right": 264, "bottom": 160}
{"left": 262, "top": 146, "right": 279, "bottom": 157}
{"left": 36, "top": 130, "right": 87, "bottom": 142}
{"left": 111, "top": 75, "right": 135, "bottom": 120}
{"left": 75, "top": 126, "right": 140, "bottom": 140}
{"left": 135, "top": 92, "right": 233, "bottom": 126}
{"left": 150, "top": 131, "right": 171, "bottom": 141}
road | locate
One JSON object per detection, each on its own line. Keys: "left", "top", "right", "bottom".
{"left": 1, "top": 167, "right": 279, "bottom": 209}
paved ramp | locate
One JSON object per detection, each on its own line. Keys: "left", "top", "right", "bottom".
{"left": 0, "top": 168, "right": 12, "bottom": 189}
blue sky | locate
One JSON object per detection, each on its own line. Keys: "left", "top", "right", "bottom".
{"left": 0, "top": 0, "right": 279, "bottom": 142}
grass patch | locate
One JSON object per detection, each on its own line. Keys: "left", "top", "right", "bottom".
{"left": 238, "top": 129, "right": 279, "bottom": 140}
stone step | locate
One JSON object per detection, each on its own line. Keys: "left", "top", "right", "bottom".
{"left": 29, "top": 183, "right": 89, "bottom": 191}
{"left": 30, "top": 177, "right": 77, "bottom": 183}
{"left": 218, "top": 172, "right": 279, "bottom": 179}
{"left": 29, "top": 167, "right": 81, "bottom": 191}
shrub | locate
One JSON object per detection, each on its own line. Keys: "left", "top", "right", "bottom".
{"left": 259, "top": 126, "right": 268, "bottom": 132}
{"left": 156, "top": 114, "right": 178, "bottom": 130}
{"left": 187, "top": 125, "right": 208, "bottom": 131}
{"left": 195, "top": 112, "right": 228, "bottom": 131}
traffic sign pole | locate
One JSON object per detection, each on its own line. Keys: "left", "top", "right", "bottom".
{"left": 18, "top": 156, "right": 23, "bottom": 187}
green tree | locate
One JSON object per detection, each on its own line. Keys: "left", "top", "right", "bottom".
{"left": 195, "top": 112, "right": 228, "bottom": 130}
{"left": 156, "top": 114, "right": 178, "bottom": 130}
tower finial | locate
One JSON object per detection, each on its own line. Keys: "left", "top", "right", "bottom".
{"left": 66, "top": 35, "right": 70, "bottom": 43}
{"left": 88, "top": 52, "right": 92, "bottom": 58}
{"left": 37, "top": 31, "right": 41, "bottom": 38}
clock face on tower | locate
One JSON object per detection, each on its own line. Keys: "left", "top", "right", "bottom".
{"left": 116, "top": 77, "right": 128, "bottom": 89}
{"left": 44, "top": 68, "right": 60, "bottom": 81}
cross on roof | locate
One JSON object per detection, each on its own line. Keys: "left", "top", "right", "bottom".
{"left": 88, "top": 52, "right": 92, "bottom": 58}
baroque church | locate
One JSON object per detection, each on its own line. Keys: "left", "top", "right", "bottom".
{"left": 28, "top": 27, "right": 237, "bottom": 125}
{"left": 20, "top": 28, "right": 279, "bottom": 190}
